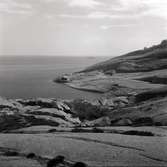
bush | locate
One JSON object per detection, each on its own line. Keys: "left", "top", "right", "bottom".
{"left": 154, "top": 122, "right": 163, "bottom": 126}
{"left": 4, "top": 151, "right": 19, "bottom": 156}
{"left": 71, "top": 99, "right": 109, "bottom": 121}
{"left": 135, "top": 87, "right": 167, "bottom": 103}
{"left": 26, "top": 153, "right": 36, "bottom": 159}
{"left": 123, "top": 130, "right": 154, "bottom": 136}
{"left": 92, "top": 127, "right": 104, "bottom": 133}
{"left": 71, "top": 127, "right": 90, "bottom": 133}
{"left": 48, "top": 129, "right": 57, "bottom": 133}
{"left": 47, "top": 155, "right": 65, "bottom": 167}
{"left": 133, "top": 117, "right": 154, "bottom": 126}
{"left": 73, "top": 162, "right": 87, "bottom": 167}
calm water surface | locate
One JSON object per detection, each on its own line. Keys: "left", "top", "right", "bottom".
{"left": 0, "top": 56, "right": 107, "bottom": 99}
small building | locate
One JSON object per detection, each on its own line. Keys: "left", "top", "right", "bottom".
{"left": 55, "top": 75, "right": 70, "bottom": 83}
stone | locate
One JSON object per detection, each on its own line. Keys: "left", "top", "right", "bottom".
{"left": 114, "top": 119, "right": 132, "bottom": 126}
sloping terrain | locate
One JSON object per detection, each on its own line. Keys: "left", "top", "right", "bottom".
{"left": 61, "top": 40, "right": 167, "bottom": 98}
{"left": 48, "top": 40, "right": 167, "bottom": 127}
{"left": 83, "top": 40, "right": 167, "bottom": 73}
{"left": 0, "top": 131, "right": 167, "bottom": 167}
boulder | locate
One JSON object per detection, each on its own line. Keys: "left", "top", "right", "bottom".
{"left": 99, "top": 98, "right": 114, "bottom": 107}
{"left": 86, "top": 116, "right": 111, "bottom": 127}
{"left": 0, "top": 97, "right": 19, "bottom": 110}
{"left": 54, "top": 100, "right": 71, "bottom": 113}
{"left": 113, "top": 96, "right": 129, "bottom": 104}
{"left": 17, "top": 98, "right": 71, "bottom": 112}
{"left": 113, "top": 118, "right": 133, "bottom": 126}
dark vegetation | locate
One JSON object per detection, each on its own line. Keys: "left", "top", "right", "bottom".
{"left": 70, "top": 99, "right": 110, "bottom": 121}
{"left": 122, "top": 130, "right": 154, "bottom": 136}
{"left": 48, "top": 128, "right": 57, "bottom": 133}
{"left": 4, "top": 151, "right": 19, "bottom": 156}
{"left": 26, "top": 152, "right": 36, "bottom": 159}
{"left": 137, "top": 76, "right": 167, "bottom": 84}
{"left": 73, "top": 162, "right": 87, "bottom": 167}
{"left": 0, "top": 114, "right": 59, "bottom": 132}
{"left": 71, "top": 127, "right": 156, "bottom": 137}
{"left": 71, "top": 127, "right": 91, "bottom": 133}
{"left": 133, "top": 117, "right": 154, "bottom": 126}
{"left": 135, "top": 87, "right": 167, "bottom": 103}
{"left": 0, "top": 114, "right": 27, "bottom": 131}
{"left": 47, "top": 155, "right": 65, "bottom": 167}
{"left": 71, "top": 127, "right": 104, "bottom": 133}
{"left": 92, "top": 127, "right": 104, "bottom": 133}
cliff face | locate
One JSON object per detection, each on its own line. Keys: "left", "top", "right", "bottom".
{"left": 83, "top": 40, "right": 167, "bottom": 73}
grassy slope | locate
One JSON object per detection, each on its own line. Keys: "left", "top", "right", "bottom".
{"left": 83, "top": 41, "right": 167, "bottom": 73}
{"left": 67, "top": 40, "right": 167, "bottom": 94}
{"left": 0, "top": 131, "right": 167, "bottom": 166}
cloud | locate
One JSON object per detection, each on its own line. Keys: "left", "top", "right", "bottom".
{"left": 58, "top": 14, "right": 86, "bottom": 19}
{"left": 144, "top": 1, "right": 167, "bottom": 19}
{"left": 59, "top": 0, "right": 167, "bottom": 20}
{"left": 58, "top": 12, "right": 123, "bottom": 20}
{"left": 67, "top": 0, "right": 102, "bottom": 8}
{"left": 116, "top": 0, "right": 167, "bottom": 20}
{"left": 100, "top": 24, "right": 136, "bottom": 30}
{"left": 0, "top": 0, "right": 33, "bottom": 15}
{"left": 87, "top": 11, "right": 123, "bottom": 19}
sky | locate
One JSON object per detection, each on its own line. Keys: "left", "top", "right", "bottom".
{"left": 0, "top": 0, "right": 167, "bottom": 57}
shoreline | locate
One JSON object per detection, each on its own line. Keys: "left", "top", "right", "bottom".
{"left": 65, "top": 83, "right": 105, "bottom": 93}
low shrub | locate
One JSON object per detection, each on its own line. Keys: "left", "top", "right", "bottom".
{"left": 123, "top": 130, "right": 154, "bottom": 136}
{"left": 73, "top": 162, "right": 87, "bottom": 167}
{"left": 71, "top": 127, "right": 90, "bottom": 133}
{"left": 26, "top": 152, "right": 36, "bottom": 159}
{"left": 92, "top": 127, "right": 104, "bottom": 133}
{"left": 71, "top": 99, "right": 110, "bottom": 121}
{"left": 47, "top": 155, "right": 65, "bottom": 167}
{"left": 4, "top": 151, "right": 19, "bottom": 156}
{"left": 48, "top": 129, "right": 57, "bottom": 133}
{"left": 133, "top": 117, "right": 154, "bottom": 126}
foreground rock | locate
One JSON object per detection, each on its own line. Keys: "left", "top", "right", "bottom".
{"left": 2, "top": 89, "right": 167, "bottom": 130}
{"left": 0, "top": 97, "right": 80, "bottom": 132}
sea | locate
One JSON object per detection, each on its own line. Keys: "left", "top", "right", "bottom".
{"left": 0, "top": 56, "right": 107, "bottom": 100}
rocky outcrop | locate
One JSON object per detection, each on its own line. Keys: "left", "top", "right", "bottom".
{"left": 68, "top": 97, "right": 131, "bottom": 121}
{"left": 0, "top": 97, "right": 80, "bottom": 132}
{"left": 85, "top": 116, "right": 111, "bottom": 127}
{"left": 2, "top": 85, "right": 167, "bottom": 130}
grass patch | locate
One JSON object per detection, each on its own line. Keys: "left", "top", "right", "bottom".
{"left": 135, "top": 87, "right": 167, "bottom": 103}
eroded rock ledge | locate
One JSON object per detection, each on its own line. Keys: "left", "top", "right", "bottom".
{"left": 1, "top": 87, "right": 167, "bottom": 132}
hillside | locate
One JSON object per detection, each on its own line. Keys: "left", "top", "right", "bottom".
{"left": 58, "top": 40, "right": 167, "bottom": 95}
{"left": 51, "top": 40, "right": 167, "bottom": 127}
{"left": 83, "top": 40, "right": 167, "bottom": 73}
